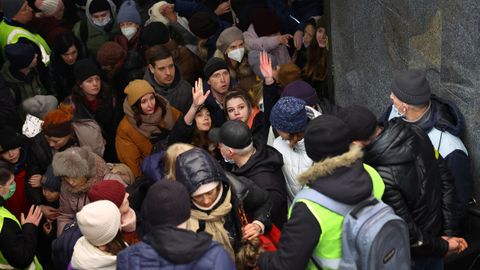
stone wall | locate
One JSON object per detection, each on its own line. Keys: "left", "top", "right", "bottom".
{"left": 329, "top": 0, "right": 480, "bottom": 198}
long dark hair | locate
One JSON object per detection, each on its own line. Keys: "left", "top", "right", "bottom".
{"left": 303, "top": 20, "right": 328, "bottom": 81}
{"left": 131, "top": 93, "right": 167, "bottom": 127}
{"left": 53, "top": 32, "right": 86, "bottom": 65}
{"left": 72, "top": 79, "right": 113, "bottom": 109}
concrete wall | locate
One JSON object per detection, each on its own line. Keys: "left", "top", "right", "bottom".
{"left": 329, "top": 0, "right": 480, "bottom": 198}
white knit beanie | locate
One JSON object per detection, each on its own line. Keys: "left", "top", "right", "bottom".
{"left": 35, "top": 0, "right": 64, "bottom": 16}
{"left": 76, "top": 200, "right": 121, "bottom": 246}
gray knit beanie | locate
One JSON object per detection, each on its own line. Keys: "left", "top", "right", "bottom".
{"left": 22, "top": 95, "right": 58, "bottom": 119}
{"left": 216, "top": 26, "right": 244, "bottom": 53}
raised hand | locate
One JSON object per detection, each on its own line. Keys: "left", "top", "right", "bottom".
{"left": 192, "top": 78, "right": 210, "bottom": 108}
{"left": 21, "top": 205, "right": 43, "bottom": 226}
{"left": 259, "top": 51, "right": 273, "bottom": 79}
{"left": 294, "top": 30, "right": 303, "bottom": 50}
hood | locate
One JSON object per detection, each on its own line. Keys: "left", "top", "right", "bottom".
{"left": 429, "top": 95, "right": 465, "bottom": 137}
{"left": 85, "top": 0, "right": 117, "bottom": 30}
{"left": 141, "top": 151, "right": 165, "bottom": 181}
{"left": 298, "top": 144, "right": 372, "bottom": 204}
{"left": 175, "top": 148, "right": 227, "bottom": 195}
{"left": 364, "top": 118, "right": 417, "bottom": 167}
{"left": 144, "top": 225, "right": 213, "bottom": 264}
{"left": 233, "top": 144, "right": 284, "bottom": 177}
{"left": 143, "top": 65, "right": 182, "bottom": 96}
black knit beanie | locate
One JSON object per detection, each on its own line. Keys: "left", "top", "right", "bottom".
{"left": 204, "top": 57, "right": 228, "bottom": 80}
{"left": 140, "top": 22, "right": 170, "bottom": 47}
{"left": 391, "top": 70, "right": 431, "bottom": 105}
{"left": 89, "top": 0, "right": 110, "bottom": 14}
{"left": 305, "top": 115, "right": 351, "bottom": 162}
{"left": 74, "top": 58, "right": 101, "bottom": 83}
{"left": 188, "top": 12, "right": 219, "bottom": 39}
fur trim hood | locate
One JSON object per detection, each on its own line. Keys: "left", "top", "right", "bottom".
{"left": 298, "top": 144, "right": 363, "bottom": 185}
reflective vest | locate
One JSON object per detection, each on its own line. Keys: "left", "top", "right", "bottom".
{"left": 363, "top": 163, "right": 385, "bottom": 200}
{"left": 0, "top": 207, "right": 42, "bottom": 270}
{"left": 288, "top": 166, "right": 385, "bottom": 270}
{"left": 0, "top": 20, "right": 51, "bottom": 66}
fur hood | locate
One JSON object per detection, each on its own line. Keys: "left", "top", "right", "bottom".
{"left": 298, "top": 144, "right": 363, "bottom": 185}
{"left": 53, "top": 146, "right": 97, "bottom": 178}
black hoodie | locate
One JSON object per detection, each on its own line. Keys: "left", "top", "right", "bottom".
{"left": 232, "top": 143, "right": 287, "bottom": 228}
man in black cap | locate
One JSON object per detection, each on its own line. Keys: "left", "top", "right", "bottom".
{"left": 383, "top": 69, "right": 472, "bottom": 227}
{"left": 209, "top": 120, "right": 287, "bottom": 228}
{"left": 1, "top": 43, "right": 49, "bottom": 121}
{"left": 72, "top": 0, "right": 119, "bottom": 55}
{"left": 203, "top": 57, "right": 232, "bottom": 127}
{"left": 341, "top": 105, "right": 466, "bottom": 269}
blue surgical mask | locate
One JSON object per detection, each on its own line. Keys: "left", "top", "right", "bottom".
{"left": 389, "top": 104, "right": 405, "bottom": 120}
{"left": 2, "top": 182, "right": 16, "bottom": 200}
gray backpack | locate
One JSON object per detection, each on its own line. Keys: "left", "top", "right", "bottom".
{"left": 294, "top": 188, "right": 410, "bottom": 270}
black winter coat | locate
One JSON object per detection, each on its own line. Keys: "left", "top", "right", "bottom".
{"left": 364, "top": 118, "right": 458, "bottom": 258}
{"left": 175, "top": 148, "right": 272, "bottom": 250}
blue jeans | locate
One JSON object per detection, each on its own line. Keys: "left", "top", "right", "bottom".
{"left": 412, "top": 257, "right": 444, "bottom": 270}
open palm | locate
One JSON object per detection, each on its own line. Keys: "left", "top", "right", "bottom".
{"left": 259, "top": 51, "right": 273, "bottom": 79}
{"left": 192, "top": 78, "right": 210, "bottom": 107}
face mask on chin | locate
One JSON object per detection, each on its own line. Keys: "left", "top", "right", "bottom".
{"left": 390, "top": 104, "right": 405, "bottom": 119}
{"left": 2, "top": 182, "right": 16, "bottom": 200}
{"left": 227, "top": 47, "right": 245, "bottom": 63}
{"left": 121, "top": 26, "right": 137, "bottom": 40}
{"left": 93, "top": 13, "right": 111, "bottom": 27}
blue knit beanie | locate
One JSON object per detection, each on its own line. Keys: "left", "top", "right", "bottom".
{"left": 116, "top": 0, "right": 141, "bottom": 25}
{"left": 270, "top": 96, "right": 308, "bottom": 134}
{"left": 44, "top": 165, "right": 61, "bottom": 192}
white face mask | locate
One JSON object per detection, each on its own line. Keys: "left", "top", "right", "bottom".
{"left": 227, "top": 47, "right": 245, "bottom": 63}
{"left": 389, "top": 104, "right": 405, "bottom": 120}
{"left": 121, "top": 26, "right": 137, "bottom": 40}
{"left": 93, "top": 14, "right": 111, "bottom": 27}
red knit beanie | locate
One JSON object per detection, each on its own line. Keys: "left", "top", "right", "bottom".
{"left": 88, "top": 180, "right": 126, "bottom": 208}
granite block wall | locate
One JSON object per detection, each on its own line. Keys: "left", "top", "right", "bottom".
{"left": 329, "top": 0, "right": 480, "bottom": 199}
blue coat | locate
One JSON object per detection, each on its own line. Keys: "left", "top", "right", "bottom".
{"left": 117, "top": 225, "right": 235, "bottom": 270}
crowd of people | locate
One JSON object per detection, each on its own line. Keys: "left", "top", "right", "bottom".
{"left": 0, "top": 0, "right": 474, "bottom": 269}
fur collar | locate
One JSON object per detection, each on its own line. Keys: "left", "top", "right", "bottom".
{"left": 298, "top": 144, "right": 363, "bottom": 185}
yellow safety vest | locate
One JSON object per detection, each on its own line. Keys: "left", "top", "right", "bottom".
{"left": 0, "top": 20, "right": 51, "bottom": 66}
{"left": 0, "top": 207, "right": 43, "bottom": 270}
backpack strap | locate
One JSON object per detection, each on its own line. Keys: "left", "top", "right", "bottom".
{"left": 294, "top": 188, "right": 354, "bottom": 217}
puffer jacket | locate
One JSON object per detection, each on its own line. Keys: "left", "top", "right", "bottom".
{"left": 272, "top": 137, "right": 312, "bottom": 204}
{"left": 382, "top": 95, "right": 471, "bottom": 219}
{"left": 116, "top": 225, "right": 235, "bottom": 270}
{"left": 364, "top": 118, "right": 457, "bottom": 257}
{"left": 175, "top": 148, "right": 272, "bottom": 249}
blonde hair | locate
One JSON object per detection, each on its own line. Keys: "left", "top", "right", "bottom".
{"left": 164, "top": 143, "right": 195, "bottom": 181}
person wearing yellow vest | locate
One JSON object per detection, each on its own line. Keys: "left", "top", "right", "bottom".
{"left": 258, "top": 115, "right": 374, "bottom": 270}
{"left": 0, "top": 162, "right": 43, "bottom": 270}
{"left": 0, "top": 0, "right": 51, "bottom": 66}
{"left": 340, "top": 105, "right": 468, "bottom": 270}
